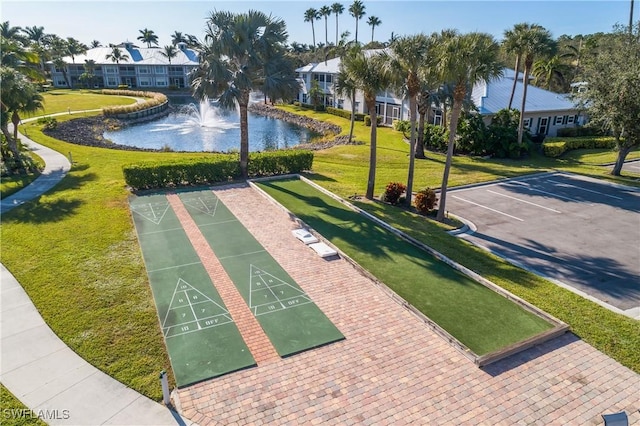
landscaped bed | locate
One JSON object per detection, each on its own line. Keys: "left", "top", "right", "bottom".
{"left": 254, "top": 176, "right": 566, "bottom": 361}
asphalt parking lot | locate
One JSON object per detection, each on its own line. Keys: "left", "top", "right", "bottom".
{"left": 446, "top": 171, "right": 640, "bottom": 318}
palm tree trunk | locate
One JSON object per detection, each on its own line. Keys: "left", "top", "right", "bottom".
{"left": 239, "top": 94, "right": 250, "bottom": 178}
{"left": 12, "top": 111, "right": 20, "bottom": 141}
{"left": 312, "top": 23, "right": 316, "bottom": 47}
{"left": 517, "top": 64, "right": 531, "bottom": 145}
{"left": 436, "top": 88, "right": 465, "bottom": 222}
{"left": 404, "top": 96, "right": 417, "bottom": 207}
{"left": 348, "top": 89, "right": 356, "bottom": 142}
{"left": 508, "top": 56, "right": 521, "bottom": 109}
{"left": 416, "top": 108, "right": 426, "bottom": 158}
{"left": 335, "top": 15, "right": 339, "bottom": 46}
{"left": 366, "top": 100, "right": 377, "bottom": 199}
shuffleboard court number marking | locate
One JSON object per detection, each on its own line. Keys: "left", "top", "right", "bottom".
{"left": 130, "top": 201, "right": 171, "bottom": 225}
{"left": 248, "top": 265, "right": 313, "bottom": 316}
{"left": 162, "top": 278, "right": 233, "bottom": 338}
{"left": 182, "top": 195, "right": 219, "bottom": 217}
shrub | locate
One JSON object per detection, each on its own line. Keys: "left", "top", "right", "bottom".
{"left": 364, "top": 115, "right": 382, "bottom": 126}
{"left": 37, "top": 116, "right": 57, "bottom": 130}
{"left": 423, "top": 124, "right": 449, "bottom": 152}
{"left": 381, "top": 182, "right": 406, "bottom": 205}
{"left": 101, "top": 90, "right": 168, "bottom": 117}
{"left": 542, "top": 136, "right": 616, "bottom": 157}
{"left": 326, "top": 106, "right": 365, "bottom": 121}
{"left": 122, "top": 150, "right": 314, "bottom": 190}
{"left": 414, "top": 188, "right": 438, "bottom": 214}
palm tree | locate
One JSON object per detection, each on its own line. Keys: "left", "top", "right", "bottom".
{"left": 304, "top": 8, "right": 320, "bottom": 47}
{"left": 22, "top": 25, "right": 46, "bottom": 45}
{"left": 338, "top": 48, "right": 391, "bottom": 199}
{"left": 105, "top": 46, "right": 129, "bottom": 64}
{"left": 320, "top": 6, "right": 332, "bottom": 46}
{"left": 66, "top": 37, "right": 87, "bottom": 64}
{"left": 435, "top": 31, "right": 503, "bottom": 222}
{"left": 52, "top": 58, "right": 71, "bottom": 88}
{"left": 532, "top": 55, "right": 570, "bottom": 91}
{"left": 192, "top": 10, "right": 298, "bottom": 178}
{"left": 137, "top": 28, "right": 159, "bottom": 48}
{"left": 160, "top": 45, "right": 178, "bottom": 65}
{"left": 334, "top": 46, "right": 360, "bottom": 145}
{"left": 367, "top": 16, "right": 381, "bottom": 43}
{"left": 0, "top": 21, "right": 24, "bottom": 43}
{"left": 516, "top": 25, "right": 556, "bottom": 145}
{"left": 349, "top": 0, "right": 366, "bottom": 44}
{"left": 331, "top": 3, "right": 344, "bottom": 46}
{"left": 383, "top": 33, "right": 434, "bottom": 206}
{"left": 171, "top": 31, "right": 186, "bottom": 46}
{"left": 80, "top": 59, "right": 97, "bottom": 88}
{"left": 1, "top": 37, "right": 42, "bottom": 80}
{"left": 90, "top": 40, "right": 102, "bottom": 48}
{"left": 0, "top": 66, "right": 44, "bottom": 169}
{"left": 502, "top": 23, "right": 534, "bottom": 109}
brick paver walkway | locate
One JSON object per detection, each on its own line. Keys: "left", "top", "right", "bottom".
{"left": 175, "top": 184, "right": 640, "bottom": 425}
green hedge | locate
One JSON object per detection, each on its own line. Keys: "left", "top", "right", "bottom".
{"left": 542, "top": 136, "right": 616, "bottom": 157}
{"left": 123, "top": 150, "right": 314, "bottom": 190}
{"left": 101, "top": 90, "right": 168, "bottom": 117}
{"left": 326, "top": 106, "right": 366, "bottom": 122}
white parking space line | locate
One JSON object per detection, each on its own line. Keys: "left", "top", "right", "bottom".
{"left": 451, "top": 195, "right": 524, "bottom": 221}
{"left": 547, "top": 179, "right": 624, "bottom": 200}
{"left": 506, "top": 181, "right": 594, "bottom": 205}
{"left": 487, "top": 190, "right": 562, "bottom": 213}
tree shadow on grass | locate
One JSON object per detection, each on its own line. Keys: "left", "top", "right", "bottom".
{"left": 3, "top": 197, "right": 85, "bottom": 224}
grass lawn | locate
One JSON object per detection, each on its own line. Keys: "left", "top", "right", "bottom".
{"left": 24, "top": 90, "right": 137, "bottom": 117}
{"left": 256, "top": 177, "right": 553, "bottom": 355}
{"left": 0, "top": 385, "right": 47, "bottom": 426}
{"left": 2, "top": 97, "right": 638, "bottom": 406}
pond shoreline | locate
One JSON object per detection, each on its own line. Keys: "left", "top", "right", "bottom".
{"left": 42, "top": 103, "right": 356, "bottom": 152}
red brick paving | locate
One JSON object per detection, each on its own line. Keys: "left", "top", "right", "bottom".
{"left": 166, "top": 193, "right": 279, "bottom": 365}
{"left": 174, "top": 184, "right": 640, "bottom": 425}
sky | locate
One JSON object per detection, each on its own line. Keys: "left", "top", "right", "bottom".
{"left": 2, "top": 0, "right": 635, "bottom": 48}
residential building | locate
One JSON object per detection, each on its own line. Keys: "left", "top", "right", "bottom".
{"left": 49, "top": 42, "right": 199, "bottom": 90}
{"left": 296, "top": 55, "right": 584, "bottom": 137}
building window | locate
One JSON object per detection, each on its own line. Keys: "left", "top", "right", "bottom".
{"left": 56, "top": 79, "right": 67, "bottom": 86}
{"left": 155, "top": 78, "right": 168, "bottom": 86}
{"left": 392, "top": 106, "right": 400, "bottom": 119}
{"left": 523, "top": 118, "right": 531, "bottom": 129}
{"left": 326, "top": 75, "right": 332, "bottom": 83}
{"left": 139, "top": 77, "right": 151, "bottom": 86}
{"left": 567, "top": 115, "right": 575, "bottom": 124}
{"left": 302, "top": 94, "right": 308, "bottom": 104}
{"left": 106, "top": 77, "right": 117, "bottom": 86}
{"left": 104, "top": 66, "right": 117, "bottom": 74}
{"left": 155, "top": 66, "right": 167, "bottom": 74}
{"left": 138, "top": 66, "right": 151, "bottom": 74}
{"left": 337, "top": 99, "right": 344, "bottom": 109}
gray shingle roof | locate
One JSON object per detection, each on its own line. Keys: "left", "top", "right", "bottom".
{"left": 60, "top": 46, "right": 199, "bottom": 66}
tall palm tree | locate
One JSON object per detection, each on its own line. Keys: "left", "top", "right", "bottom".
{"left": 338, "top": 49, "right": 391, "bottom": 199}
{"left": 160, "top": 45, "right": 178, "bottom": 65}
{"left": 80, "top": 59, "right": 97, "bottom": 88}
{"left": 0, "top": 66, "right": 44, "bottom": 169}
{"left": 171, "top": 31, "right": 186, "bottom": 46}
{"left": 502, "top": 23, "right": 534, "bottom": 110}
{"left": 105, "top": 46, "right": 129, "bottom": 64}
{"left": 90, "top": 40, "right": 102, "bottom": 48}
{"left": 66, "top": 37, "right": 87, "bottom": 64}
{"left": 52, "top": 58, "right": 71, "bottom": 88}
{"left": 320, "top": 6, "right": 332, "bottom": 46}
{"left": 383, "top": 33, "right": 434, "bottom": 206}
{"left": 334, "top": 46, "right": 361, "bottom": 145}
{"left": 137, "top": 28, "right": 159, "bottom": 48}
{"left": 367, "top": 16, "right": 381, "bottom": 43}
{"left": 0, "top": 21, "right": 24, "bottom": 43}
{"left": 349, "top": 0, "right": 366, "bottom": 44}
{"left": 22, "top": 25, "right": 46, "bottom": 45}
{"left": 331, "top": 3, "right": 344, "bottom": 46}
{"left": 435, "top": 31, "right": 503, "bottom": 222}
{"left": 517, "top": 25, "right": 556, "bottom": 145}
{"left": 304, "top": 8, "right": 320, "bottom": 47}
{"left": 192, "top": 10, "right": 298, "bottom": 178}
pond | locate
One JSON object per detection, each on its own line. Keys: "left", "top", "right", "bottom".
{"left": 103, "top": 99, "right": 319, "bottom": 152}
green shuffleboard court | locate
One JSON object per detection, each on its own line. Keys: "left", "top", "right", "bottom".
{"left": 129, "top": 194, "right": 255, "bottom": 387}
{"left": 256, "top": 178, "right": 554, "bottom": 356}
{"left": 177, "top": 189, "right": 344, "bottom": 357}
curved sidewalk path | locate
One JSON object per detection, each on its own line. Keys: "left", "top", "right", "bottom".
{"left": 1, "top": 122, "right": 194, "bottom": 425}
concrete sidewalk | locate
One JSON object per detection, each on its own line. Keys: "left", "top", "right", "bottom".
{"left": 1, "top": 125, "right": 194, "bottom": 425}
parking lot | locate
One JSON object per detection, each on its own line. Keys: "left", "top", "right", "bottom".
{"left": 447, "top": 172, "right": 640, "bottom": 318}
